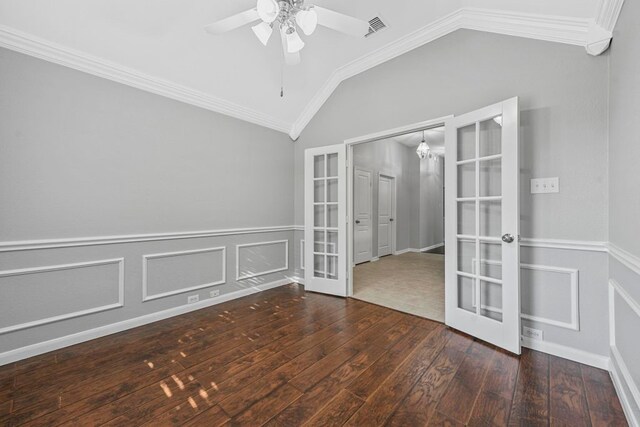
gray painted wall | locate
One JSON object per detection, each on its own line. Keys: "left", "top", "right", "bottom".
{"left": 0, "top": 48, "right": 296, "bottom": 357}
{"left": 608, "top": 0, "right": 640, "bottom": 421}
{"left": 293, "top": 30, "right": 611, "bottom": 357}
{"left": 293, "top": 30, "right": 609, "bottom": 243}
{"left": 419, "top": 155, "right": 445, "bottom": 250}
{"left": 609, "top": 0, "right": 640, "bottom": 259}
{"left": 0, "top": 48, "right": 294, "bottom": 241}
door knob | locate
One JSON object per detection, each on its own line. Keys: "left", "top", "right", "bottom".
{"left": 355, "top": 220, "right": 361, "bottom": 224}
{"left": 390, "top": 218, "right": 394, "bottom": 222}
{"left": 502, "top": 233, "right": 515, "bottom": 243}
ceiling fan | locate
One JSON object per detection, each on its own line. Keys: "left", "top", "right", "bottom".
{"left": 204, "top": 0, "right": 371, "bottom": 66}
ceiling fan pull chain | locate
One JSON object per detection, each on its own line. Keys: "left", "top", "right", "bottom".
{"left": 280, "top": 61, "right": 285, "bottom": 97}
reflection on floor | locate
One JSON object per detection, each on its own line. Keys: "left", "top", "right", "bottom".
{"left": 353, "top": 252, "right": 444, "bottom": 322}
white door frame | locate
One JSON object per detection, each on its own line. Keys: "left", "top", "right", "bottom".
{"left": 377, "top": 172, "right": 396, "bottom": 257}
{"left": 353, "top": 167, "right": 373, "bottom": 264}
{"left": 344, "top": 115, "right": 453, "bottom": 297}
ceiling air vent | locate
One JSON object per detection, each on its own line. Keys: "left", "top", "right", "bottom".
{"left": 365, "top": 16, "right": 387, "bottom": 38}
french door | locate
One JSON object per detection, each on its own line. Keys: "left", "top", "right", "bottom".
{"left": 444, "top": 97, "right": 521, "bottom": 354}
{"left": 304, "top": 144, "right": 347, "bottom": 296}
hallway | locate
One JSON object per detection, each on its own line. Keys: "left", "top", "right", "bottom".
{"left": 353, "top": 252, "right": 445, "bottom": 322}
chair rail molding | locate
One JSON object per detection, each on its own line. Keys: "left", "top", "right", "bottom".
{"left": 142, "top": 247, "right": 227, "bottom": 302}
{"left": 0, "top": 225, "right": 297, "bottom": 252}
{"left": 0, "top": 258, "right": 125, "bottom": 335}
{"left": 609, "top": 242, "right": 640, "bottom": 276}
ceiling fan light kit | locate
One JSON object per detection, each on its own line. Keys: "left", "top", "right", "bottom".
{"left": 257, "top": 0, "right": 280, "bottom": 23}
{"left": 251, "top": 21, "right": 273, "bottom": 46}
{"left": 205, "top": 0, "right": 370, "bottom": 64}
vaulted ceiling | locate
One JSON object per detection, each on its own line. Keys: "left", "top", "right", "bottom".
{"left": 0, "top": 0, "right": 622, "bottom": 139}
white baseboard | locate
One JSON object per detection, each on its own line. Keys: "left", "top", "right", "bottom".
{"left": 521, "top": 336, "right": 610, "bottom": 370}
{"left": 610, "top": 346, "right": 640, "bottom": 427}
{"left": 0, "top": 278, "right": 291, "bottom": 367}
{"left": 288, "top": 276, "right": 305, "bottom": 285}
{"left": 393, "top": 248, "right": 414, "bottom": 255}
{"left": 420, "top": 243, "right": 445, "bottom": 252}
{"left": 393, "top": 244, "right": 444, "bottom": 256}
{"left": 370, "top": 257, "right": 380, "bottom": 262}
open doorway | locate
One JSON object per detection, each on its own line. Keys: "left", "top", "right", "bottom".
{"left": 349, "top": 124, "right": 446, "bottom": 321}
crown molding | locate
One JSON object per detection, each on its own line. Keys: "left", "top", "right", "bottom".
{"left": 289, "top": 8, "right": 596, "bottom": 140}
{"left": 584, "top": 0, "right": 625, "bottom": 56}
{"left": 0, "top": 25, "right": 291, "bottom": 134}
{"left": 596, "top": 0, "right": 626, "bottom": 31}
{"left": 0, "top": 4, "right": 614, "bottom": 142}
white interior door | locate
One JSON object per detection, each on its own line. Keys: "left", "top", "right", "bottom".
{"left": 378, "top": 175, "right": 395, "bottom": 257}
{"left": 305, "top": 144, "right": 347, "bottom": 296}
{"left": 354, "top": 168, "right": 372, "bottom": 264}
{"left": 445, "top": 97, "right": 521, "bottom": 354}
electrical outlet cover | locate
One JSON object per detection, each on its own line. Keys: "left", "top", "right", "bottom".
{"left": 210, "top": 289, "right": 220, "bottom": 298}
{"left": 523, "top": 326, "right": 543, "bottom": 341}
{"left": 187, "top": 295, "right": 199, "bottom": 304}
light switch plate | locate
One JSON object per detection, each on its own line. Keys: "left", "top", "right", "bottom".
{"left": 531, "top": 177, "right": 559, "bottom": 194}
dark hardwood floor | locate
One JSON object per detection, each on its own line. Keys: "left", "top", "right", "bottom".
{"left": 0, "top": 284, "right": 628, "bottom": 426}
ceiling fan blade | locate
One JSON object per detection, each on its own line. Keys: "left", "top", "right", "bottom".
{"left": 313, "top": 6, "right": 370, "bottom": 38}
{"left": 204, "top": 9, "right": 260, "bottom": 35}
{"left": 280, "top": 29, "right": 301, "bottom": 66}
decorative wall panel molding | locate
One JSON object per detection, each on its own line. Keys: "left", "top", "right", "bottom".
{"left": 236, "top": 240, "right": 289, "bottom": 281}
{"left": 608, "top": 279, "right": 640, "bottom": 424}
{"left": 0, "top": 225, "right": 296, "bottom": 252}
{"left": 142, "top": 247, "right": 226, "bottom": 302}
{"left": 0, "top": 278, "right": 290, "bottom": 366}
{"left": 520, "top": 264, "right": 580, "bottom": 331}
{"left": 472, "top": 260, "right": 579, "bottom": 331}
{"left": 0, "top": 258, "right": 124, "bottom": 334}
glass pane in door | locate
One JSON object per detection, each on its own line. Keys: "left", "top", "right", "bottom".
{"left": 311, "top": 153, "right": 340, "bottom": 282}
{"left": 479, "top": 116, "right": 502, "bottom": 157}
{"left": 455, "top": 117, "right": 505, "bottom": 322}
{"left": 457, "top": 124, "right": 476, "bottom": 161}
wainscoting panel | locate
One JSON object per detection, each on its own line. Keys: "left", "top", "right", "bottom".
{"left": 520, "top": 264, "right": 579, "bottom": 330}
{"left": 236, "top": 240, "right": 289, "bottom": 281}
{"left": 471, "top": 258, "right": 579, "bottom": 330}
{"left": 143, "top": 247, "right": 226, "bottom": 302}
{"left": 0, "top": 227, "right": 297, "bottom": 366}
{"left": 0, "top": 258, "right": 124, "bottom": 334}
{"left": 609, "top": 250, "right": 640, "bottom": 425}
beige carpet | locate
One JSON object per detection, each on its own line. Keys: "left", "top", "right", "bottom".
{"left": 353, "top": 252, "right": 445, "bottom": 322}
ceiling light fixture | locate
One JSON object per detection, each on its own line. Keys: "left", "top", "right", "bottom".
{"left": 285, "top": 26, "right": 305, "bottom": 53}
{"left": 257, "top": 0, "right": 280, "bottom": 23}
{"left": 205, "top": 0, "right": 371, "bottom": 66}
{"left": 295, "top": 8, "right": 318, "bottom": 35}
{"left": 251, "top": 21, "right": 273, "bottom": 45}
{"left": 416, "top": 130, "right": 430, "bottom": 159}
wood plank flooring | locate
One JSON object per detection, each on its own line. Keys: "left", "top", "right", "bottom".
{"left": 0, "top": 284, "right": 628, "bottom": 426}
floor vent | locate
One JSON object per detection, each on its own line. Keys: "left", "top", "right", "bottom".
{"left": 365, "top": 16, "right": 387, "bottom": 38}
